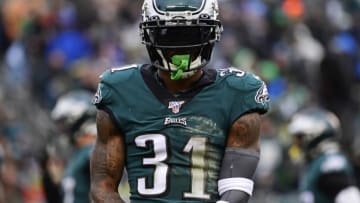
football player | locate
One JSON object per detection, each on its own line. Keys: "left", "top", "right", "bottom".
{"left": 51, "top": 90, "right": 97, "bottom": 203}
{"left": 90, "top": 0, "right": 270, "bottom": 202}
{"left": 288, "top": 106, "right": 360, "bottom": 203}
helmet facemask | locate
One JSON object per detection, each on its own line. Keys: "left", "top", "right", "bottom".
{"left": 140, "top": 0, "right": 223, "bottom": 80}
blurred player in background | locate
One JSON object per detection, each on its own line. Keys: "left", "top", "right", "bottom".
{"left": 288, "top": 105, "right": 360, "bottom": 203}
{"left": 51, "top": 89, "right": 97, "bottom": 203}
{"left": 90, "top": 0, "right": 269, "bottom": 202}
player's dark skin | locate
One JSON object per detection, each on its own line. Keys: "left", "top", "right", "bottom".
{"left": 89, "top": 69, "right": 261, "bottom": 202}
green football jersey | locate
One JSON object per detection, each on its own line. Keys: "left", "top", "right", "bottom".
{"left": 93, "top": 64, "right": 269, "bottom": 202}
{"left": 300, "top": 152, "right": 355, "bottom": 203}
{"left": 62, "top": 144, "right": 93, "bottom": 203}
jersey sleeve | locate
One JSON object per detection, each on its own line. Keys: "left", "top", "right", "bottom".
{"left": 92, "top": 69, "right": 114, "bottom": 109}
{"left": 228, "top": 70, "right": 270, "bottom": 123}
{"left": 92, "top": 64, "right": 139, "bottom": 109}
{"left": 92, "top": 64, "right": 141, "bottom": 129}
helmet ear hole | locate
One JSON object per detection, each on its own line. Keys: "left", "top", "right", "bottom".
{"left": 199, "top": 14, "right": 210, "bottom": 19}
{"left": 150, "top": 15, "right": 160, "bottom": 21}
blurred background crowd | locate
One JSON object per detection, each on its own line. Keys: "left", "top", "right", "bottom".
{"left": 0, "top": 0, "right": 360, "bottom": 202}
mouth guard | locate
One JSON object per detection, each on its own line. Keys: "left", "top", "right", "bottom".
{"left": 170, "top": 54, "right": 190, "bottom": 80}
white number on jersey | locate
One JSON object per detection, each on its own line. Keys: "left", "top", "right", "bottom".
{"left": 134, "top": 134, "right": 210, "bottom": 200}
{"left": 135, "top": 134, "right": 168, "bottom": 195}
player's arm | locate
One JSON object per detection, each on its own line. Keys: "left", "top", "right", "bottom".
{"left": 90, "top": 110, "right": 125, "bottom": 203}
{"left": 217, "top": 112, "right": 261, "bottom": 203}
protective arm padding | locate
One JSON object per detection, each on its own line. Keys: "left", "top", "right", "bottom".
{"left": 219, "top": 148, "right": 260, "bottom": 180}
{"left": 217, "top": 148, "right": 260, "bottom": 203}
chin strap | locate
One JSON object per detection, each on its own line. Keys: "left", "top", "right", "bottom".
{"left": 170, "top": 54, "right": 190, "bottom": 80}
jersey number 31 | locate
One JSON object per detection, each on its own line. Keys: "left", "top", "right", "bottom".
{"left": 135, "top": 133, "right": 211, "bottom": 200}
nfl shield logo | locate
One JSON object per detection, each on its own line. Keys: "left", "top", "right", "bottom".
{"left": 168, "top": 101, "right": 185, "bottom": 114}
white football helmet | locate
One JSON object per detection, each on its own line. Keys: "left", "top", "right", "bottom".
{"left": 51, "top": 90, "right": 96, "bottom": 134}
{"left": 140, "top": 0, "right": 223, "bottom": 79}
{"left": 288, "top": 106, "right": 341, "bottom": 159}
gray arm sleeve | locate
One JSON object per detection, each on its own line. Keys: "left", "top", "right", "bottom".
{"left": 219, "top": 148, "right": 260, "bottom": 179}
{"left": 219, "top": 190, "right": 250, "bottom": 203}
{"left": 217, "top": 148, "right": 260, "bottom": 203}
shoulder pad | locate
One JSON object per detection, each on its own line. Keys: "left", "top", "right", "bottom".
{"left": 99, "top": 64, "right": 140, "bottom": 85}
{"left": 219, "top": 67, "right": 265, "bottom": 91}
{"left": 219, "top": 67, "right": 270, "bottom": 118}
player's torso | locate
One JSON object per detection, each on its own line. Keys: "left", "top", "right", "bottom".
{"left": 95, "top": 64, "right": 269, "bottom": 202}
{"left": 300, "top": 153, "right": 353, "bottom": 203}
